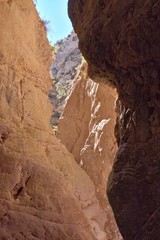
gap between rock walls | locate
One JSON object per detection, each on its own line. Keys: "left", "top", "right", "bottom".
{"left": 35, "top": 0, "right": 122, "bottom": 239}
{"left": 48, "top": 23, "right": 122, "bottom": 240}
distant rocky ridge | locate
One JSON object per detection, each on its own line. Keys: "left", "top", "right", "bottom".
{"left": 49, "top": 31, "right": 82, "bottom": 128}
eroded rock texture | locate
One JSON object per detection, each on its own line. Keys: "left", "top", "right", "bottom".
{"left": 0, "top": 1, "right": 115, "bottom": 239}
{"left": 58, "top": 63, "right": 121, "bottom": 239}
{"left": 68, "top": 1, "right": 160, "bottom": 239}
{"left": 58, "top": 63, "right": 116, "bottom": 205}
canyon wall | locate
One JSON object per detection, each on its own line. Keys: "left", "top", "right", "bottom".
{"left": 58, "top": 63, "right": 117, "bottom": 208}
{"left": 50, "top": 31, "right": 121, "bottom": 239}
{"left": 68, "top": 1, "right": 160, "bottom": 240}
{"left": 0, "top": 1, "right": 118, "bottom": 239}
{"left": 58, "top": 63, "right": 121, "bottom": 239}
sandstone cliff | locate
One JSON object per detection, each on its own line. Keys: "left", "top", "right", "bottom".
{"left": 58, "top": 63, "right": 121, "bottom": 239}
{"left": 58, "top": 63, "right": 117, "bottom": 205}
{"left": 68, "top": 1, "right": 160, "bottom": 240}
{"left": 49, "top": 25, "right": 121, "bottom": 240}
{"left": 0, "top": 1, "right": 117, "bottom": 239}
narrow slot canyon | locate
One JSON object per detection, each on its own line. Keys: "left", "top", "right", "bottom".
{"left": 49, "top": 31, "right": 121, "bottom": 239}
{"left": 0, "top": 1, "right": 160, "bottom": 240}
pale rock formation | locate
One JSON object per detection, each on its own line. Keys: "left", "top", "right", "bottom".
{"left": 58, "top": 63, "right": 121, "bottom": 239}
{"left": 50, "top": 32, "right": 121, "bottom": 239}
{"left": 49, "top": 31, "right": 82, "bottom": 127}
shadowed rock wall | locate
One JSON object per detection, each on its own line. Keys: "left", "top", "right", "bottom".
{"left": 68, "top": 0, "right": 160, "bottom": 239}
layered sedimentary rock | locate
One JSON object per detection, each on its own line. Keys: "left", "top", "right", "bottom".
{"left": 0, "top": 1, "right": 116, "bottom": 239}
{"left": 68, "top": 1, "right": 160, "bottom": 239}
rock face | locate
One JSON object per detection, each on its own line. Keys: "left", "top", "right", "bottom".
{"left": 49, "top": 28, "right": 121, "bottom": 239}
{"left": 0, "top": 1, "right": 117, "bottom": 239}
{"left": 58, "top": 63, "right": 121, "bottom": 239}
{"left": 68, "top": 1, "right": 160, "bottom": 239}
{"left": 58, "top": 63, "right": 116, "bottom": 204}
{"left": 49, "top": 31, "right": 82, "bottom": 127}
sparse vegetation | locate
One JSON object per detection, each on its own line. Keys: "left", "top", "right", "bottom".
{"left": 49, "top": 32, "right": 82, "bottom": 129}
{"left": 41, "top": 19, "right": 51, "bottom": 33}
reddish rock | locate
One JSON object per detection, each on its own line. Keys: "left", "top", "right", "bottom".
{"left": 0, "top": 1, "right": 115, "bottom": 239}
{"left": 68, "top": 0, "right": 160, "bottom": 239}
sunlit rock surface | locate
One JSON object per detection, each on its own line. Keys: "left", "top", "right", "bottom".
{"left": 0, "top": 1, "right": 117, "bottom": 239}
{"left": 58, "top": 62, "right": 121, "bottom": 239}
{"left": 49, "top": 27, "right": 121, "bottom": 240}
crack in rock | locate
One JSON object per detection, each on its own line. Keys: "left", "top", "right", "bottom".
{"left": 12, "top": 175, "right": 31, "bottom": 200}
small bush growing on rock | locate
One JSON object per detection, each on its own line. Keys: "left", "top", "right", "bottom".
{"left": 41, "top": 19, "right": 51, "bottom": 32}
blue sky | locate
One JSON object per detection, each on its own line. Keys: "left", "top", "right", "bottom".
{"left": 35, "top": 0, "right": 73, "bottom": 44}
